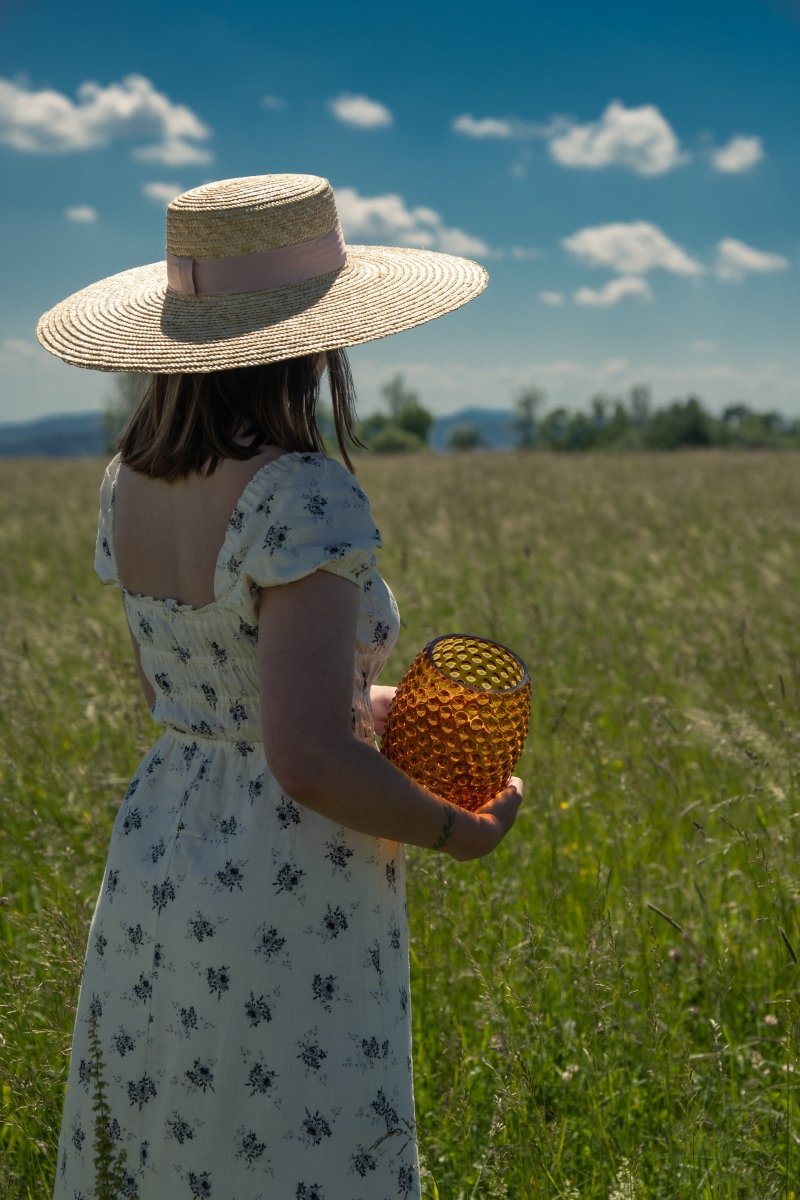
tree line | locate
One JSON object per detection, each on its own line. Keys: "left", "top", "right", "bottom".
{"left": 506, "top": 384, "right": 800, "bottom": 452}
{"left": 355, "top": 378, "right": 800, "bottom": 453}
{"left": 105, "top": 373, "right": 800, "bottom": 454}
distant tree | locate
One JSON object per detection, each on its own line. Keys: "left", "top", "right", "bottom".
{"left": 367, "top": 425, "right": 425, "bottom": 454}
{"left": 395, "top": 401, "right": 433, "bottom": 444}
{"left": 629, "top": 383, "right": 652, "bottom": 427}
{"left": 447, "top": 424, "right": 485, "bottom": 451}
{"left": 590, "top": 393, "right": 612, "bottom": 428}
{"left": 760, "top": 411, "right": 785, "bottom": 434}
{"left": 564, "top": 411, "right": 595, "bottom": 450}
{"left": 599, "top": 400, "right": 632, "bottom": 447}
{"left": 722, "top": 403, "right": 752, "bottom": 426}
{"left": 358, "top": 411, "right": 390, "bottom": 442}
{"left": 382, "top": 373, "right": 419, "bottom": 418}
{"left": 538, "top": 406, "right": 569, "bottom": 450}
{"left": 380, "top": 374, "right": 433, "bottom": 445}
{"left": 643, "top": 395, "right": 715, "bottom": 449}
{"left": 357, "top": 374, "right": 433, "bottom": 452}
{"left": 513, "top": 385, "right": 546, "bottom": 449}
{"left": 720, "top": 405, "right": 800, "bottom": 448}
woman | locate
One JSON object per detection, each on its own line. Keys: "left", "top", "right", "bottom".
{"left": 37, "top": 174, "right": 523, "bottom": 1200}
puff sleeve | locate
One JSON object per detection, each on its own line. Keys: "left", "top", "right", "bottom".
{"left": 235, "top": 453, "right": 382, "bottom": 593}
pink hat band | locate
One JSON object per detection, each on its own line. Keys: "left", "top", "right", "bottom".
{"left": 166, "top": 225, "right": 347, "bottom": 297}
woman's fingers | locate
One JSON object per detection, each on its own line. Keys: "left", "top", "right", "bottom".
{"left": 476, "top": 777, "right": 523, "bottom": 813}
{"left": 466, "top": 777, "right": 523, "bottom": 848}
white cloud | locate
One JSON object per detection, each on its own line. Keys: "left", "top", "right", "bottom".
{"left": 539, "top": 291, "right": 565, "bottom": 306}
{"left": 64, "top": 204, "right": 98, "bottom": 223}
{"left": 132, "top": 139, "right": 210, "bottom": 166}
{"left": 328, "top": 92, "right": 392, "bottom": 129}
{"left": 335, "top": 189, "right": 536, "bottom": 263}
{"left": 261, "top": 94, "right": 286, "bottom": 111}
{"left": 142, "top": 181, "right": 183, "bottom": 204}
{"left": 335, "top": 186, "right": 490, "bottom": 258}
{"left": 562, "top": 221, "right": 704, "bottom": 276}
{"left": 691, "top": 339, "right": 718, "bottom": 352}
{"left": 452, "top": 112, "right": 560, "bottom": 141}
{"left": 549, "top": 100, "right": 689, "bottom": 176}
{"left": 711, "top": 135, "right": 764, "bottom": 173}
{"left": 452, "top": 113, "right": 514, "bottom": 139}
{"left": 714, "top": 237, "right": 790, "bottom": 281}
{"left": 509, "top": 246, "right": 541, "bottom": 261}
{"left": 0, "top": 337, "right": 37, "bottom": 358}
{"left": 436, "top": 227, "right": 490, "bottom": 257}
{"left": 574, "top": 276, "right": 653, "bottom": 306}
{"left": 0, "top": 74, "right": 212, "bottom": 163}
{"left": 453, "top": 100, "right": 688, "bottom": 177}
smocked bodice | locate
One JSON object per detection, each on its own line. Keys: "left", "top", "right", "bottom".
{"left": 95, "top": 451, "right": 400, "bottom": 744}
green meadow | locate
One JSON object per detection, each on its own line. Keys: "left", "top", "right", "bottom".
{"left": 1, "top": 451, "right": 799, "bottom": 1199}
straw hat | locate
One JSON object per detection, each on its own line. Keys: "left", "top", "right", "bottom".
{"left": 36, "top": 174, "right": 488, "bottom": 373}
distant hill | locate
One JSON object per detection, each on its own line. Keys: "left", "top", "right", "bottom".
{"left": 0, "top": 411, "right": 107, "bottom": 458}
{"left": 428, "top": 407, "right": 516, "bottom": 451}
{"left": 0, "top": 406, "right": 517, "bottom": 458}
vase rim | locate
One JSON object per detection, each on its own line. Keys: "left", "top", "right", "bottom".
{"left": 424, "top": 633, "right": 530, "bottom": 695}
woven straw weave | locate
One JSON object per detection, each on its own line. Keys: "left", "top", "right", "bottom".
{"left": 166, "top": 175, "right": 337, "bottom": 258}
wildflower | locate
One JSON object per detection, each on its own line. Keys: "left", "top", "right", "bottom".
{"left": 608, "top": 1156, "right": 641, "bottom": 1200}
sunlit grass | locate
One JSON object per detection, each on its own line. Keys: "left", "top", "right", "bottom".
{"left": 1, "top": 451, "right": 798, "bottom": 1198}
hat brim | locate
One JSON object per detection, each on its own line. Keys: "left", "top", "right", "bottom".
{"left": 35, "top": 245, "right": 488, "bottom": 373}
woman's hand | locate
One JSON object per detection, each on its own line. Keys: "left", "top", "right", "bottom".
{"left": 446, "top": 776, "right": 524, "bottom": 862}
{"left": 370, "top": 684, "right": 396, "bottom": 737}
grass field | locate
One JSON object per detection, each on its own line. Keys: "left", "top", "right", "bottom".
{"left": 1, "top": 450, "right": 799, "bottom": 1199}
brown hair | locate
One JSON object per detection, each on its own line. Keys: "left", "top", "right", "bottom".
{"left": 118, "top": 349, "right": 363, "bottom": 480}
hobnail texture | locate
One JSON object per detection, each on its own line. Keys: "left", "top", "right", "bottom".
{"left": 380, "top": 634, "right": 531, "bottom": 811}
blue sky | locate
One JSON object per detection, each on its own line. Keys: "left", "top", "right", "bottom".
{"left": 1, "top": 0, "right": 798, "bottom": 423}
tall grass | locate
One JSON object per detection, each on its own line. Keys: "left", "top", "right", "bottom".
{"left": 1, "top": 452, "right": 798, "bottom": 1198}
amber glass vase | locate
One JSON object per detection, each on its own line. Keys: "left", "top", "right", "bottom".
{"left": 380, "top": 634, "right": 531, "bottom": 811}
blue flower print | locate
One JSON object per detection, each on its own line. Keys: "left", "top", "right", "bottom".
{"left": 244, "top": 992, "right": 272, "bottom": 1027}
{"left": 184, "top": 1059, "right": 215, "bottom": 1094}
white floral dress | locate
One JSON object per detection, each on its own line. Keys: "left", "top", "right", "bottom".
{"left": 53, "top": 451, "right": 419, "bottom": 1200}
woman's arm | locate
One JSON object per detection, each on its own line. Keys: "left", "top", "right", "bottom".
{"left": 258, "top": 571, "right": 522, "bottom": 861}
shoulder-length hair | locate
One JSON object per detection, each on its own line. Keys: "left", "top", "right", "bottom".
{"left": 117, "top": 349, "right": 362, "bottom": 480}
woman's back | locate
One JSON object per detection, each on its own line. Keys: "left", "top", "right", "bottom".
{"left": 113, "top": 446, "right": 286, "bottom": 610}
